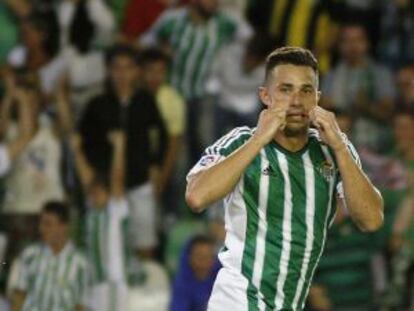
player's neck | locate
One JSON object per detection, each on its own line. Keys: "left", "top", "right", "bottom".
{"left": 49, "top": 238, "right": 69, "bottom": 256}
{"left": 274, "top": 132, "right": 308, "bottom": 152}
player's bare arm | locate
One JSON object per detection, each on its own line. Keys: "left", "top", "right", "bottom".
{"left": 310, "top": 106, "right": 384, "bottom": 232}
{"left": 186, "top": 101, "right": 287, "bottom": 213}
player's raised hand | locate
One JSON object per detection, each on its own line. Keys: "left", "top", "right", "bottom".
{"left": 107, "top": 130, "right": 125, "bottom": 147}
{"left": 253, "top": 98, "right": 288, "bottom": 146}
{"left": 309, "top": 106, "right": 346, "bottom": 152}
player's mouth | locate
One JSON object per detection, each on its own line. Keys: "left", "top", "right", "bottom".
{"left": 286, "top": 111, "right": 308, "bottom": 120}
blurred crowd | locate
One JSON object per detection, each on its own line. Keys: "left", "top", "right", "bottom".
{"left": 0, "top": 0, "right": 413, "bottom": 310}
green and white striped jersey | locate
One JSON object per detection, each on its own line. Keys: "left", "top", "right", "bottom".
{"left": 15, "top": 242, "right": 90, "bottom": 311}
{"left": 85, "top": 198, "right": 129, "bottom": 285}
{"left": 142, "top": 8, "right": 248, "bottom": 99}
{"left": 187, "top": 126, "right": 361, "bottom": 310}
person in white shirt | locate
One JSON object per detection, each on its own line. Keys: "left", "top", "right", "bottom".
{"left": 11, "top": 201, "right": 90, "bottom": 311}
{"left": 207, "top": 34, "right": 274, "bottom": 139}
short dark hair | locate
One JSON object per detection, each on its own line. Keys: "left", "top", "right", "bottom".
{"left": 105, "top": 44, "right": 141, "bottom": 67}
{"left": 189, "top": 234, "right": 214, "bottom": 252}
{"left": 246, "top": 33, "right": 277, "bottom": 61}
{"left": 42, "top": 201, "right": 70, "bottom": 224}
{"left": 265, "top": 46, "right": 318, "bottom": 82}
{"left": 394, "top": 107, "right": 414, "bottom": 120}
{"left": 141, "top": 48, "right": 170, "bottom": 66}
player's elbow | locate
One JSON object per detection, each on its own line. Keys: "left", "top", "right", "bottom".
{"left": 185, "top": 188, "right": 206, "bottom": 213}
{"left": 359, "top": 203, "right": 384, "bottom": 232}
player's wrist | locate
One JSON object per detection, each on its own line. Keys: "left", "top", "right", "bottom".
{"left": 331, "top": 139, "right": 347, "bottom": 154}
{"left": 249, "top": 134, "right": 268, "bottom": 150}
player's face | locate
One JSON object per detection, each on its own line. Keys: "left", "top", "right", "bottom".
{"left": 144, "top": 60, "right": 167, "bottom": 92}
{"left": 88, "top": 184, "right": 109, "bottom": 208}
{"left": 109, "top": 55, "right": 139, "bottom": 91}
{"left": 39, "top": 212, "right": 68, "bottom": 247}
{"left": 21, "top": 22, "right": 44, "bottom": 50}
{"left": 190, "top": 243, "right": 215, "bottom": 280}
{"left": 397, "top": 67, "right": 414, "bottom": 99}
{"left": 262, "top": 64, "right": 320, "bottom": 136}
{"left": 339, "top": 26, "right": 369, "bottom": 63}
{"left": 194, "top": 0, "right": 218, "bottom": 17}
{"left": 393, "top": 114, "right": 414, "bottom": 151}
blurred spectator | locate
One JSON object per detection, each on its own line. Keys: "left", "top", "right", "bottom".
{"left": 321, "top": 23, "right": 395, "bottom": 152}
{"left": 7, "top": 13, "right": 65, "bottom": 102}
{"left": 207, "top": 33, "right": 272, "bottom": 138}
{"left": 61, "top": 0, "right": 106, "bottom": 119}
{"left": 245, "top": 0, "right": 338, "bottom": 74}
{"left": 388, "top": 110, "right": 414, "bottom": 244}
{"left": 377, "top": 0, "right": 414, "bottom": 69}
{"left": 70, "top": 131, "right": 129, "bottom": 311}
{"left": 121, "top": 0, "right": 186, "bottom": 42}
{"left": 0, "top": 70, "right": 34, "bottom": 178}
{"left": 141, "top": 0, "right": 252, "bottom": 164}
{"left": 141, "top": 48, "right": 185, "bottom": 199}
{"left": 0, "top": 70, "right": 64, "bottom": 264}
{"left": 10, "top": 201, "right": 90, "bottom": 311}
{"left": 377, "top": 110, "right": 414, "bottom": 309}
{"left": 2, "top": 71, "right": 64, "bottom": 216}
{"left": 309, "top": 212, "right": 379, "bottom": 311}
{"left": 395, "top": 64, "right": 414, "bottom": 111}
{"left": 79, "top": 44, "right": 167, "bottom": 258}
{"left": 170, "top": 235, "right": 220, "bottom": 311}
{"left": 57, "top": 0, "right": 115, "bottom": 49}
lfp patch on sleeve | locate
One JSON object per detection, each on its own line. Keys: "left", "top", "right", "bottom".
{"left": 199, "top": 155, "right": 220, "bottom": 167}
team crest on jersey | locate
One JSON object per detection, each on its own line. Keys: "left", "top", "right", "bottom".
{"left": 262, "top": 165, "right": 276, "bottom": 176}
{"left": 318, "top": 161, "right": 335, "bottom": 182}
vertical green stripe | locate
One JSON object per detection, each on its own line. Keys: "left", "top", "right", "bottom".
{"left": 173, "top": 26, "right": 195, "bottom": 97}
{"left": 122, "top": 218, "right": 130, "bottom": 280}
{"left": 296, "top": 143, "right": 334, "bottom": 306}
{"left": 297, "top": 151, "right": 321, "bottom": 308}
{"left": 111, "top": 282, "right": 117, "bottom": 311}
{"left": 93, "top": 212, "right": 104, "bottom": 281}
{"left": 36, "top": 252, "right": 51, "bottom": 308}
{"left": 261, "top": 147, "right": 284, "bottom": 310}
{"left": 45, "top": 260, "right": 59, "bottom": 309}
{"left": 189, "top": 29, "right": 209, "bottom": 97}
{"left": 63, "top": 252, "right": 75, "bottom": 308}
{"left": 282, "top": 155, "right": 307, "bottom": 308}
{"left": 241, "top": 155, "right": 262, "bottom": 311}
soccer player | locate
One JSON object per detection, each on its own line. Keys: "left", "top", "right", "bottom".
{"left": 185, "top": 47, "right": 384, "bottom": 310}
{"left": 69, "top": 130, "right": 129, "bottom": 311}
{"left": 11, "top": 201, "right": 90, "bottom": 311}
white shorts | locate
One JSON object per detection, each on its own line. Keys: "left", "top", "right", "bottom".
{"left": 127, "top": 183, "right": 157, "bottom": 249}
{"left": 89, "top": 282, "right": 128, "bottom": 311}
{"left": 208, "top": 268, "right": 249, "bottom": 311}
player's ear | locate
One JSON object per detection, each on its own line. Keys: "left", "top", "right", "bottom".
{"left": 316, "top": 90, "right": 321, "bottom": 103}
{"left": 259, "top": 86, "right": 271, "bottom": 108}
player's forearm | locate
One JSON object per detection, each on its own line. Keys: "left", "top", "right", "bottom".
{"left": 186, "top": 137, "right": 263, "bottom": 212}
{"left": 72, "top": 147, "right": 94, "bottom": 191}
{"left": 335, "top": 147, "right": 384, "bottom": 232}
{"left": 110, "top": 138, "right": 125, "bottom": 197}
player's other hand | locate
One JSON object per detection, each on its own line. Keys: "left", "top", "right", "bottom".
{"left": 69, "top": 133, "right": 82, "bottom": 151}
{"left": 107, "top": 130, "right": 125, "bottom": 147}
{"left": 309, "top": 107, "right": 346, "bottom": 152}
{"left": 253, "top": 100, "right": 287, "bottom": 146}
